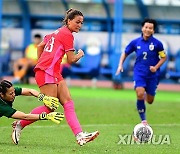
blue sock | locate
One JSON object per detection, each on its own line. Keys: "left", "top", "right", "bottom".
{"left": 136, "top": 100, "right": 146, "bottom": 121}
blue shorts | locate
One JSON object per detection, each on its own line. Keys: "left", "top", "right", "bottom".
{"left": 134, "top": 76, "right": 159, "bottom": 96}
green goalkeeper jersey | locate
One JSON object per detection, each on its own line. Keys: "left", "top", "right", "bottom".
{"left": 0, "top": 87, "right": 22, "bottom": 118}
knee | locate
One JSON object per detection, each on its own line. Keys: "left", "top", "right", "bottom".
{"left": 146, "top": 95, "right": 154, "bottom": 104}
{"left": 146, "top": 99, "right": 154, "bottom": 104}
{"left": 59, "top": 97, "right": 72, "bottom": 105}
{"left": 137, "top": 91, "right": 144, "bottom": 100}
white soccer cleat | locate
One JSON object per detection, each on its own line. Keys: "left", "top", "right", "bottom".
{"left": 76, "top": 131, "right": 99, "bottom": 146}
{"left": 11, "top": 121, "right": 22, "bottom": 145}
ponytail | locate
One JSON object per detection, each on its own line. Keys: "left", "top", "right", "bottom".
{"left": 63, "top": 8, "right": 83, "bottom": 25}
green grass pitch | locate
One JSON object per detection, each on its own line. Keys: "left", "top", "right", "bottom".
{"left": 0, "top": 84, "right": 180, "bottom": 153}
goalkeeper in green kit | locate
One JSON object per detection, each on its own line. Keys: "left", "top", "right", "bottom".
{"left": 0, "top": 80, "right": 64, "bottom": 144}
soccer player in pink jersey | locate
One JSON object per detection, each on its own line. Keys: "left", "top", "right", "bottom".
{"left": 12, "top": 8, "right": 99, "bottom": 146}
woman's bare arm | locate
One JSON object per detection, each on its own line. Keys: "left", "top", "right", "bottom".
{"left": 11, "top": 111, "right": 39, "bottom": 120}
{"left": 37, "top": 41, "right": 46, "bottom": 59}
{"left": 66, "top": 49, "right": 84, "bottom": 64}
{"left": 21, "top": 88, "right": 39, "bottom": 97}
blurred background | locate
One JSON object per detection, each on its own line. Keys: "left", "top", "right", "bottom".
{"left": 0, "top": 0, "right": 180, "bottom": 88}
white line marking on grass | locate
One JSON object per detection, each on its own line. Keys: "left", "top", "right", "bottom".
{"left": 1, "top": 123, "right": 180, "bottom": 129}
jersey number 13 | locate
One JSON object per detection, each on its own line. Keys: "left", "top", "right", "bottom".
{"left": 44, "top": 37, "right": 55, "bottom": 53}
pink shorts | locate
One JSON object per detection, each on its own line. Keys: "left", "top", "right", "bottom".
{"left": 35, "top": 69, "right": 63, "bottom": 87}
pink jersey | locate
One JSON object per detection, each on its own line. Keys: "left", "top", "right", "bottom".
{"left": 34, "top": 26, "right": 75, "bottom": 78}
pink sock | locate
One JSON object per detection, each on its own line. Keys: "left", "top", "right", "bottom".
{"left": 63, "top": 100, "right": 82, "bottom": 136}
{"left": 20, "top": 105, "right": 51, "bottom": 128}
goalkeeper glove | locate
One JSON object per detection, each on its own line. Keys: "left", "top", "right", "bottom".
{"left": 38, "top": 93, "right": 60, "bottom": 110}
{"left": 39, "top": 112, "right": 64, "bottom": 124}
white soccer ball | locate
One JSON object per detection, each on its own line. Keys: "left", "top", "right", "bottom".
{"left": 133, "top": 123, "right": 153, "bottom": 143}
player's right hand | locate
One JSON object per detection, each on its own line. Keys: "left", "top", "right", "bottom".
{"left": 115, "top": 65, "right": 123, "bottom": 75}
{"left": 38, "top": 93, "right": 60, "bottom": 110}
{"left": 39, "top": 112, "right": 64, "bottom": 124}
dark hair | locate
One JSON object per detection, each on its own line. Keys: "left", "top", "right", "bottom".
{"left": 141, "top": 18, "right": 157, "bottom": 30}
{"left": 63, "top": 8, "right": 83, "bottom": 25}
{"left": 34, "top": 34, "right": 42, "bottom": 39}
{"left": 0, "top": 80, "right": 13, "bottom": 95}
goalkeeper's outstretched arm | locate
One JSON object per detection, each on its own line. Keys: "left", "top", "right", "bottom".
{"left": 11, "top": 111, "right": 64, "bottom": 124}
{"left": 21, "top": 88, "right": 60, "bottom": 110}
{"left": 21, "top": 88, "right": 40, "bottom": 97}
{"left": 11, "top": 111, "right": 40, "bottom": 120}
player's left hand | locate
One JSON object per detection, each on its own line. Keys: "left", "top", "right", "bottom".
{"left": 77, "top": 49, "right": 84, "bottom": 58}
{"left": 38, "top": 94, "right": 60, "bottom": 110}
{"left": 149, "top": 66, "right": 157, "bottom": 73}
